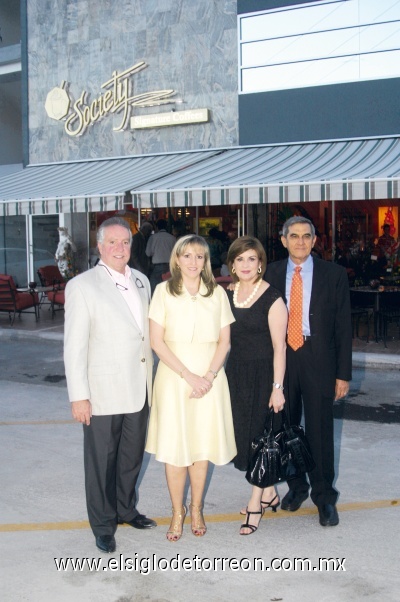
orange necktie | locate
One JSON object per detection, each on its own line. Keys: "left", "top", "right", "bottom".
{"left": 287, "top": 266, "right": 304, "bottom": 351}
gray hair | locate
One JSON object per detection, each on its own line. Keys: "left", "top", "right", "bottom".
{"left": 140, "top": 221, "right": 153, "bottom": 234}
{"left": 97, "top": 217, "right": 132, "bottom": 244}
{"left": 282, "top": 216, "right": 315, "bottom": 238}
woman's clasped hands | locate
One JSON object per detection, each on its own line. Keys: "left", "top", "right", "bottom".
{"left": 185, "top": 371, "right": 213, "bottom": 399}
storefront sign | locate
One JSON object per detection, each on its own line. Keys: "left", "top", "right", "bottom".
{"left": 131, "top": 108, "right": 209, "bottom": 129}
{"left": 45, "top": 62, "right": 208, "bottom": 136}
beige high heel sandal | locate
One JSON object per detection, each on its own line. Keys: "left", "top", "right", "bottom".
{"left": 189, "top": 502, "right": 207, "bottom": 537}
{"left": 166, "top": 505, "right": 186, "bottom": 542}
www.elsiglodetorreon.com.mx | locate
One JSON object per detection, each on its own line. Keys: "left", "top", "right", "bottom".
{"left": 54, "top": 554, "right": 346, "bottom": 573}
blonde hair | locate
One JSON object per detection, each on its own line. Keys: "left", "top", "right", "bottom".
{"left": 167, "top": 234, "right": 216, "bottom": 297}
{"left": 227, "top": 236, "right": 267, "bottom": 283}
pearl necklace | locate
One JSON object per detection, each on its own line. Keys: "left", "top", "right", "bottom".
{"left": 233, "top": 280, "right": 262, "bottom": 308}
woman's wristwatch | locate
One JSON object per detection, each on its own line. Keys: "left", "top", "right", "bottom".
{"left": 272, "top": 382, "right": 284, "bottom": 390}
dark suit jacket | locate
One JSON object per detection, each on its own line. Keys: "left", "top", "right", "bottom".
{"left": 265, "top": 256, "right": 352, "bottom": 393}
{"left": 129, "top": 231, "right": 151, "bottom": 276}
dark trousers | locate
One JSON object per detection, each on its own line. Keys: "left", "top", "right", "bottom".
{"left": 83, "top": 403, "right": 149, "bottom": 537}
{"left": 149, "top": 263, "right": 169, "bottom": 294}
{"left": 286, "top": 342, "right": 338, "bottom": 507}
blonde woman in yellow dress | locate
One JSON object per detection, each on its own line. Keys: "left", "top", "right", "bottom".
{"left": 146, "top": 234, "right": 236, "bottom": 541}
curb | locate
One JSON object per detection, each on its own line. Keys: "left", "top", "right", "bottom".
{"left": 0, "top": 328, "right": 64, "bottom": 342}
{"left": 352, "top": 351, "right": 399, "bottom": 370}
{"left": 1, "top": 329, "right": 399, "bottom": 368}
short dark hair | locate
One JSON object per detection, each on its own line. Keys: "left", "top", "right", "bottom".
{"left": 157, "top": 219, "right": 168, "bottom": 230}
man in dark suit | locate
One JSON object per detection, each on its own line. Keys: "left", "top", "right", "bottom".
{"left": 128, "top": 221, "right": 153, "bottom": 276}
{"left": 265, "top": 216, "right": 352, "bottom": 527}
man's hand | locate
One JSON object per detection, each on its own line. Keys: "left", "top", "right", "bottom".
{"left": 335, "top": 379, "right": 349, "bottom": 401}
{"left": 71, "top": 399, "right": 92, "bottom": 425}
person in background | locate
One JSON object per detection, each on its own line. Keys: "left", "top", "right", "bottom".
{"left": 378, "top": 223, "right": 396, "bottom": 254}
{"left": 206, "top": 227, "right": 224, "bottom": 273}
{"left": 64, "top": 217, "right": 156, "bottom": 554}
{"left": 128, "top": 221, "right": 153, "bottom": 276}
{"left": 219, "top": 251, "right": 230, "bottom": 277}
{"left": 172, "top": 220, "right": 187, "bottom": 240}
{"left": 265, "top": 216, "right": 352, "bottom": 527}
{"left": 225, "top": 236, "right": 287, "bottom": 535}
{"left": 146, "top": 234, "right": 236, "bottom": 542}
{"left": 217, "top": 229, "right": 231, "bottom": 252}
{"left": 146, "top": 218, "right": 176, "bottom": 294}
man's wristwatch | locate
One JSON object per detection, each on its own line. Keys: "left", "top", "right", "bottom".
{"left": 272, "top": 382, "right": 284, "bottom": 390}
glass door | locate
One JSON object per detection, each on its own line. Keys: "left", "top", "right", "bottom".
{"left": 0, "top": 215, "right": 28, "bottom": 287}
{"left": 30, "top": 215, "right": 60, "bottom": 285}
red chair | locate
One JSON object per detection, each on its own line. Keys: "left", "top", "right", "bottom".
{"left": 37, "top": 265, "right": 66, "bottom": 289}
{"left": 215, "top": 275, "right": 233, "bottom": 290}
{"left": 0, "top": 274, "right": 39, "bottom": 325}
{"left": 37, "top": 265, "right": 66, "bottom": 309}
{"left": 47, "top": 287, "right": 65, "bottom": 318}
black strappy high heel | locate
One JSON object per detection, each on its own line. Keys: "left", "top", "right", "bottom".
{"left": 261, "top": 494, "right": 280, "bottom": 513}
{"left": 240, "top": 493, "right": 280, "bottom": 515}
{"left": 239, "top": 507, "right": 263, "bottom": 536}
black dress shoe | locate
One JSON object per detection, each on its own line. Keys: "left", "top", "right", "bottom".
{"left": 281, "top": 490, "right": 309, "bottom": 512}
{"left": 95, "top": 535, "right": 116, "bottom": 553}
{"left": 118, "top": 514, "right": 157, "bottom": 529}
{"left": 318, "top": 504, "right": 339, "bottom": 526}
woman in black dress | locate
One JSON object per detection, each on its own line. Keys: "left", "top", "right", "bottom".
{"left": 225, "top": 236, "right": 288, "bottom": 535}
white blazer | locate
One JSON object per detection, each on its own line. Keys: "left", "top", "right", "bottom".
{"left": 64, "top": 265, "right": 153, "bottom": 415}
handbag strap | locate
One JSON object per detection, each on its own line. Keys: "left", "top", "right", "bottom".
{"left": 263, "top": 408, "right": 276, "bottom": 436}
{"left": 265, "top": 407, "right": 288, "bottom": 435}
{"left": 280, "top": 407, "right": 290, "bottom": 430}
{"left": 265, "top": 407, "right": 295, "bottom": 437}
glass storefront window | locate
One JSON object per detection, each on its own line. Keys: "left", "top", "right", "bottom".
{"left": 265, "top": 199, "right": 400, "bottom": 286}
{"left": 0, "top": 215, "right": 27, "bottom": 287}
{"left": 31, "top": 215, "right": 62, "bottom": 286}
{"left": 0, "top": 215, "right": 60, "bottom": 287}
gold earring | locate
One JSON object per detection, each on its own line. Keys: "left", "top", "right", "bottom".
{"left": 258, "top": 266, "right": 262, "bottom": 274}
{"left": 176, "top": 265, "right": 181, "bottom": 270}
{"left": 232, "top": 267, "right": 236, "bottom": 274}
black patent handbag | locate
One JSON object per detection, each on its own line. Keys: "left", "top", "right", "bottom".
{"left": 245, "top": 408, "right": 315, "bottom": 488}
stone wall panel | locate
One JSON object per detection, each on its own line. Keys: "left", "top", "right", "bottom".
{"left": 28, "top": 0, "right": 238, "bottom": 163}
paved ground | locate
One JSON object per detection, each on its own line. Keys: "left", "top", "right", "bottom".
{"left": 0, "top": 308, "right": 399, "bottom": 601}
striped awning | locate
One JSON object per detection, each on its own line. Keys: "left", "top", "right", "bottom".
{"left": 0, "top": 151, "right": 219, "bottom": 216}
{"left": 131, "top": 137, "right": 400, "bottom": 208}
{"left": 1, "top": 138, "right": 399, "bottom": 216}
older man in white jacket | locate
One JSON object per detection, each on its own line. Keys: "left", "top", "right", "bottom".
{"left": 64, "top": 217, "right": 156, "bottom": 553}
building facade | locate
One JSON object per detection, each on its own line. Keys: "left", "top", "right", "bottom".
{"left": 1, "top": 0, "right": 399, "bottom": 287}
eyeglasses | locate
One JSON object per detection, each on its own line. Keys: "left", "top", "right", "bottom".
{"left": 99, "top": 263, "right": 144, "bottom": 291}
